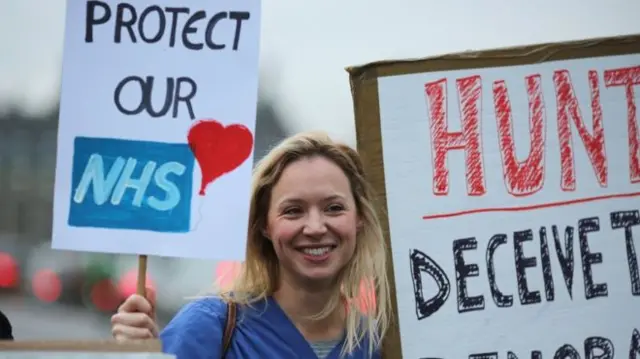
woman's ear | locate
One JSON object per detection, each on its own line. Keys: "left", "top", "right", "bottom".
{"left": 262, "top": 227, "right": 270, "bottom": 240}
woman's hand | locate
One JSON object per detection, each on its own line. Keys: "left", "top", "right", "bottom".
{"left": 111, "top": 287, "right": 159, "bottom": 341}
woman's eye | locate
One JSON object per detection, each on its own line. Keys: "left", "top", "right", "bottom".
{"left": 326, "top": 204, "right": 345, "bottom": 212}
{"left": 283, "top": 207, "right": 302, "bottom": 216}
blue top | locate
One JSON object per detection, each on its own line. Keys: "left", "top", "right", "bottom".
{"left": 160, "top": 296, "right": 380, "bottom": 359}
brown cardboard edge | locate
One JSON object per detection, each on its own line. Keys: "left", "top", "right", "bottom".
{"left": 0, "top": 340, "right": 162, "bottom": 352}
{"left": 346, "top": 33, "right": 640, "bottom": 81}
{"left": 348, "top": 71, "right": 402, "bottom": 358}
{"left": 346, "top": 33, "right": 640, "bottom": 359}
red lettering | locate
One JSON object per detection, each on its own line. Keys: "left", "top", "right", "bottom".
{"left": 604, "top": 66, "right": 640, "bottom": 183}
{"left": 425, "top": 76, "right": 485, "bottom": 196}
{"left": 493, "top": 75, "right": 546, "bottom": 197}
{"left": 553, "top": 69, "right": 607, "bottom": 191}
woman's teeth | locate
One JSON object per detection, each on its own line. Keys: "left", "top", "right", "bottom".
{"left": 302, "top": 247, "right": 332, "bottom": 256}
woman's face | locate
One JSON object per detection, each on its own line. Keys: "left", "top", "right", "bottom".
{"left": 265, "top": 156, "right": 360, "bottom": 287}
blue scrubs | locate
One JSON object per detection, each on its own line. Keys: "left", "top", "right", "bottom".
{"left": 160, "top": 296, "right": 380, "bottom": 359}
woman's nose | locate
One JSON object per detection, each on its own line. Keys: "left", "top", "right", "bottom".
{"left": 302, "top": 210, "right": 327, "bottom": 236}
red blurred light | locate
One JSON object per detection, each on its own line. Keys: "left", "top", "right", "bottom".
{"left": 91, "top": 279, "right": 120, "bottom": 312}
{"left": 118, "top": 269, "right": 154, "bottom": 299}
{"left": 32, "top": 269, "right": 62, "bottom": 303}
{"left": 215, "top": 261, "right": 241, "bottom": 288}
{"left": 349, "top": 279, "right": 377, "bottom": 315}
{"left": 0, "top": 252, "right": 19, "bottom": 288}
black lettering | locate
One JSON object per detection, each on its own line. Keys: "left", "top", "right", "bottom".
{"left": 539, "top": 227, "right": 555, "bottom": 301}
{"left": 145, "top": 76, "right": 174, "bottom": 117}
{"left": 113, "top": 76, "right": 146, "bottom": 115}
{"left": 229, "top": 11, "right": 250, "bottom": 50}
{"left": 508, "top": 351, "right": 542, "bottom": 359}
{"left": 113, "top": 75, "right": 197, "bottom": 119}
{"left": 138, "top": 5, "right": 165, "bottom": 43}
{"left": 554, "top": 344, "right": 581, "bottom": 359}
{"left": 85, "top": 0, "right": 111, "bottom": 43}
{"left": 85, "top": 4, "right": 249, "bottom": 51}
{"left": 578, "top": 217, "right": 607, "bottom": 300}
{"left": 514, "top": 229, "right": 541, "bottom": 305}
{"left": 553, "top": 225, "right": 575, "bottom": 299}
{"left": 584, "top": 336, "right": 613, "bottom": 359}
{"left": 487, "top": 234, "right": 513, "bottom": 307}
{"left": 173, "top": 77, "right": 197, "bottom": 119}
{"left": 183, "top": 10, "right": 207, "bottom": 50}
{"left": 610, "top": 210, "right": 640, "bottom": 296}
{"left": 453, "top": 237, "right": 484, "bottom": 313}
{"left": 630, "top": 328, "right": 640, "bottom": 358}
{"left": 410, "top": 249, "right": 450, "bottom": 320}
{"left": 469, "top": 353, "right": 498, "bottom": 359}
{"left": 115, "top": 3, "right": 137, "bottom": 43}
{"left": 165, "top": 7, "right": 190, "bottom": 48}
{"left": 205, "top": 11, "right": 228, "bottom": 50}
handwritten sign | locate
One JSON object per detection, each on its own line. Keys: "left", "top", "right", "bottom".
{"left": 348, "top": 35, "right": 640, "bottom": 358}
{"left": 52, "top": 0, "right": 261, "bottom": 259}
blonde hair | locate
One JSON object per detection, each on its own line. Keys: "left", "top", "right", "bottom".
{"left": 218, "top": 131, "right": 390, "bottom": 356}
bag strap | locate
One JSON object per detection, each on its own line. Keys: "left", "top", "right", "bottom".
{"left": 221, "top": 301, "right": 237, "bottom": 358}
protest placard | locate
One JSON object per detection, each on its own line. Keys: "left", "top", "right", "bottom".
{"left": 348, "top": 34, "right": 640, "bottom": 358}
{"left": 52, "top": 0, "right": 261, "bottom": 262}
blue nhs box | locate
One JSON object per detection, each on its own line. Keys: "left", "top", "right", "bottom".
{"left": 68, "top": 136, "right": 194, "bottom": 233}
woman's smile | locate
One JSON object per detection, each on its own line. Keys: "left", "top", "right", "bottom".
{"left": 298, "top": 244, "right": 338, "bottom": 262}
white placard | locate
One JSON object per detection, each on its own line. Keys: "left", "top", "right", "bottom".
{"left": 52, "top": 0, "right": 261, "bottom": 260}
{"left": 378, "top": 54, "right": 640, "bottom": 358}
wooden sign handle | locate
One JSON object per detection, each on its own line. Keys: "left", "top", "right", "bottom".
{"left": 136, "top": 255, "right": 148, "bottom": 296}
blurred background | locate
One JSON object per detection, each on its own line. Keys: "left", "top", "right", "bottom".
{"left": 0, "top": 0, "right": 639, "bottom": 340}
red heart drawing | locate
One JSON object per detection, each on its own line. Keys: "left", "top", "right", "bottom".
{"left": 187, "top": 119, "right": 254, "bottom": 196}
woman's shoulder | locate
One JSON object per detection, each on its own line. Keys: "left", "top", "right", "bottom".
{"left": 159, "top": 296, "right": 229, "bottom": 359}
{"left": 162, "top": 295, "right": 230, "bottom": 331}
{"left": 177, "top": 296, "right": 228, "bottom": 318}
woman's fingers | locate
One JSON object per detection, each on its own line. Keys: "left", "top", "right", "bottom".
{"left": 112, "top": 312, "right": 157, "bottom": 332}
{"left": 118, "top": 294, "right": 154, "bottom": 316}
{"left": 112, "top": 323, "right": 155, "bottom": 341}
{"left": 110, "top": 293, "right": 160, "bottom": 341}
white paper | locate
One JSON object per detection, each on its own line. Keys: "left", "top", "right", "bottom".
{"left": 52, "top": 0, "right": 261, "bottom": 260}
{"left": 378, "top": 54, "right": 640, "bottom": 358}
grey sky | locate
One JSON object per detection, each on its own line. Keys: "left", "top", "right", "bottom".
{"left": 0, "top": 0, "right": 638, "bottom": 144}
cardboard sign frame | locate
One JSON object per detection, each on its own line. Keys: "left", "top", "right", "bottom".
{"left": 0, "top": 340, "right": 162, "bottom": 352}
{"left": 346, "top": 33, "right": 640, "bottom": 359}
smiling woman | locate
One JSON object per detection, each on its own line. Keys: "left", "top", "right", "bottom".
{"left": 111, "top": 131, "right": 390, "bottom": 359}
{"left": 266, "top": 155, "right": 360, "bottom": 287}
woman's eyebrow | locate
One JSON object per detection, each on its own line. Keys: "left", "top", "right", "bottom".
{"left": 276, "top": 194, "right": 346, "bottom": 207}
{"left": 324, "top": 194, "right": 346, "bottom": 201}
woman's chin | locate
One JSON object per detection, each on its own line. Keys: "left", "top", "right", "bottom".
{"left": 298, "top": 269, "right": 339, "bottom": 286}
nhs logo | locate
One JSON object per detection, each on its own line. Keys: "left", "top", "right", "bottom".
{"left": 68, "top": 137, "right": 194, "bottom": 233}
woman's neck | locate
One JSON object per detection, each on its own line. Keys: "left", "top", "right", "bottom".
{"left": 273, "top": 277, "right": 345, "bottom": 342}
